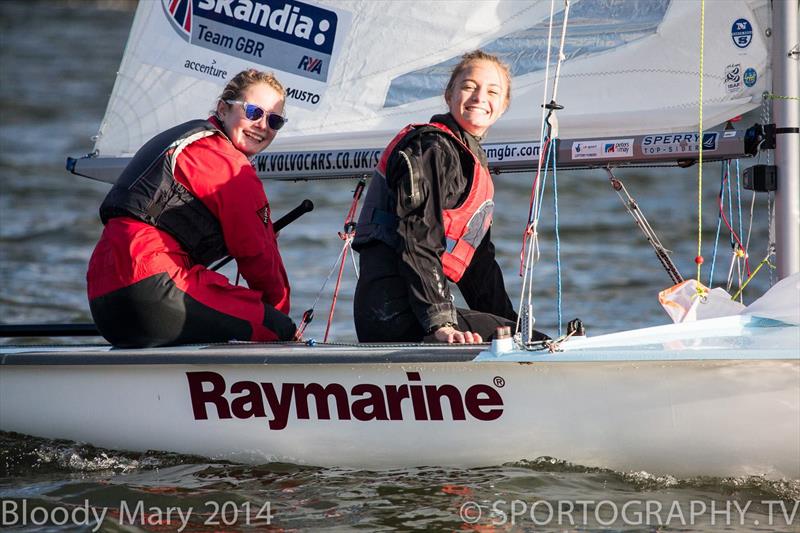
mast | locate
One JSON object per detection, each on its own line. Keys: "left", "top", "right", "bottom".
{"left": 773, "top": 0, "right": 800, "bottom": 279}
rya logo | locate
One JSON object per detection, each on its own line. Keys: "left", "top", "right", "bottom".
{"left": 298, "top": 55, "right": 323, "bottom": 73}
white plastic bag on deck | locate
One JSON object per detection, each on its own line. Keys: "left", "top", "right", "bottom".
{"left": 659, "top": 279, "right": 745, "bottom": 323}
{"left": 742, "top": 272, "right": 800, "bottom": 325}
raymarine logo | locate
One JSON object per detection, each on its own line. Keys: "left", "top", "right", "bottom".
{"left": 187, "top": 371, "right": 505, "bottom": 429}
{"left": 298, "top": 55, "right": 323, "bottom": 73}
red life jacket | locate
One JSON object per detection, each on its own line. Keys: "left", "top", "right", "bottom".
{"left": 367, "top": 121, "right": 495, "bottom": 282}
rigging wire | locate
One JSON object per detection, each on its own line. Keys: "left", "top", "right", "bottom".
{"left": 759, "top": 92, "right": 777, "bottom": 287}
{"left": 605, "top": 168, "right": 683, "bottom": 286}
{"left": 516, "top": 0, "right": 571, "bottom": 342}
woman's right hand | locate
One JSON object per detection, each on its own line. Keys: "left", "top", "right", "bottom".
{"left": 433, "top": 325, "right": 483, "bottom": 344}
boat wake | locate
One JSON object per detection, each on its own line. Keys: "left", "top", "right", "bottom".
{"left": 2, "top": 431, "right": 797, "bottom": 502}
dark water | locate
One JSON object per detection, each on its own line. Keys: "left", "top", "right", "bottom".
{"left": 0, "top": 1, "right": 795, "bottom": 531}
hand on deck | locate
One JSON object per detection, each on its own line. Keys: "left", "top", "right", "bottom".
{"left": 433, "top": 325, "right": 483, "bottom": 344}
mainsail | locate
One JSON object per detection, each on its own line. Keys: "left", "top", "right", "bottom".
{"left": 85, "top": 0, "right": 771, "bottom": 178}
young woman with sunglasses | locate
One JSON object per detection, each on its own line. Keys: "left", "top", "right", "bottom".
{"left": 353, "top": 50, "right": 548, "bottom": 344}
{"left": 86, "top": 69, "right": 296, "bottom": 347}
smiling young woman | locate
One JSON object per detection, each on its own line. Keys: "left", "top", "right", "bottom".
{"left": 86, "top": 69, "right": 297, "bottom": 348}
{"left": 445, "top": 57, "right": 511, "bottom": 137}
{"left": 216, "top": 77, "right": 288, "bottom": 157}
{"left": 352, "top": 50, "right": 548, "bottom": 345}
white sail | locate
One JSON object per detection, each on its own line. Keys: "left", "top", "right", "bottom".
{"left": 93, "top": 0, "right": 771, "bottom": 159}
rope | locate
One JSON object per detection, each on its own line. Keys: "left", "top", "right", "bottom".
{"left": 518, "top": 0, "right": 559, "bottom": 283}
{"left": 708, "top": 163, "right": 726, "bottom": 285}
{"left": 730, "top": 254, "right": 775, "bottom": 301}
{"left": 296, "top": 179, "right": 366, "bottom": 342}
{"left": 551, "top": 140, "right": 563, "bottom": 336}
{"left": 714, "top": 173, "right": 751, "bottom": 278}
{"left": 550, "top": 0, "right": 572, "bottom": 104}
{"left": 516, "top": 0, "right": 571, "bottom": 342}
{"left": 323, "top": 178, "right": 366, "bottom": 342}
{"left": 324, "top": 233, "right": 354, "bottom": 342}
{"left": 695, "top": 0, "right": 706, "bottom": 281}
{"left": 764, "top": 93, "right": 800, "bottom": 101}
{"left": 735, "top": 159, "right": 744, "bottom": 259}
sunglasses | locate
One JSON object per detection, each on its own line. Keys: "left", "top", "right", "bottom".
{"left": 225, "top": 100, "right": 288, "bottom": 131}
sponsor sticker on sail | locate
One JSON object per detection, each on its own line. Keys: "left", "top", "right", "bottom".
{"left": 743, "top": 67, "right": 757, "bottom": 88}
{"left": 725, "top": 63, "right": 743, "bottom": 94}
{"left": 571, "top": 139, "right": 634, "bottom": 160}
{"left": 641, "top": 132, "right": 719, "bottom": 154}
{"left": 145, "top": 0, "right": 352, "bottom": 109}
{"left": 731, "top": 18, "right": 753, "bottom": 48}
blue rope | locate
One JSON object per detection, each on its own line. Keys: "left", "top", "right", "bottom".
{"left": 550, "top": 139, "right": 562, "bottom": 336}
{"left": 708, "top": 162, "right": 725, "bottom": 285}
{"left": 536, "top": 149, "right": 550, "bottom": 216}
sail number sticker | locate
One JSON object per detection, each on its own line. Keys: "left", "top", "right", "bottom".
{"left": 641, "top": 133, "right": 719, "bottom": 155}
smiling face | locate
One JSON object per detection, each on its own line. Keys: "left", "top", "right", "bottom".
{"left": 445, "top": 59, "right": 508, "bottom": 137}
{"left": 216, "top": 82, "right": 284, "bottom": 157}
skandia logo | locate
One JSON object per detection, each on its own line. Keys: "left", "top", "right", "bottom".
{"left": 298, "top": 55, "right": 323, "bottom": 73}
{"left": 195, "top": 0, "right": 338, "bottom": 54}
{"left": 187, "top": 371, "right": 505, "bottom": 429}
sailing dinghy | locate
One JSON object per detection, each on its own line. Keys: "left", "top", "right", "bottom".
{"left": 2, "top": 0, "right": 798, "bottom": 478}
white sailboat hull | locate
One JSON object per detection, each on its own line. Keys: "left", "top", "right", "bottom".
{"left": 2, "top": 342, "right": 798, "bottom": 479}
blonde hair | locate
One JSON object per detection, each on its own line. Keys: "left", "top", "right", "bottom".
{"left": 445, "top": 50, "right": 511, "bottom": 105}
{"left": 218, "top": 69, "right": 286, "bottom": 103}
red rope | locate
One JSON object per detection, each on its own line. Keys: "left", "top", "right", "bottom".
{"left": 324, "top": 241, "right": 350, "bottom": 342}
{"left": 323, "top": 179, "right": 366, "bottom": 342}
